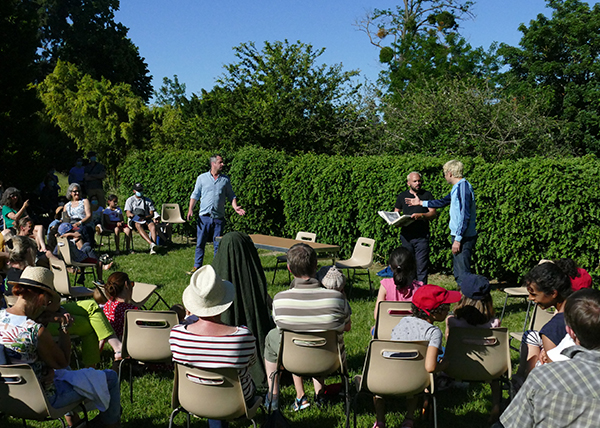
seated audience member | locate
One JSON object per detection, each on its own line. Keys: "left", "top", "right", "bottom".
{"left": 64, "top": 182, "right": 95, "bottom": 246}
{"left": 169, "top": 265, "right": 257, "bottom": 428}
{"left": 69, "top": 157, "right": 85, "bottom": 185}
{"left": 90, "top": 194, "right": 104, "bottom": 226}
{"left": 3, "top": 236, "right": 38, "bottom": 298}
{"left": 53, "top": 222, "right": 112, "bottom": 281}
{"left": 124, "top": 183, "right": 159, "bottom": 254}
{"left": 0, "top": 266, "right": 121, "bottom": 428}
{"left": 0, "top": 232, "right": 8, "bottom": 272}
{"left": 516, "top": 263, "right": 572, "bottom": 381}
{"left": 17, "top": 216, "right": 52, "bottom": 258}
{"left": 38, "top": 170, "right": 60, "bottom": 215}
{"left": 372, "top": 285, "right": 460, "bottom": 428}
{"left": 553, "top": 258, "right": 592, "bottom": 291}
{"left": 263, "top": 243, "right": 351, "bottom": 412}
{"left": 374, "top": 247, "right": 423, "bottom": 321}
{"left": 1, "top": 187, "right": 29, "bottom": 236}
{"left": 100, "top": 271, "right": 138, "bottom": 340}
{"left": 211, "top": 231, "right": 275, "bottom": 389}
{"left": 496, "top": 288, "right": 600, "bottom": 428}
{"left": 102, "top": 194, "right": 131, "bottom": 254}
{"left": 445, "top": 274, "right": 501, "bottom": 422}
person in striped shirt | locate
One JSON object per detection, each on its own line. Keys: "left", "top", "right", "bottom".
{"left": 169, "top": 265, "right": 257, "bottom": 428}
{"left": 263, "top": 243, "right": 351, "bottom": 411}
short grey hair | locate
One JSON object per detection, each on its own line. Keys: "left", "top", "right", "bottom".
{"left": 406, "top": 171, "right": 422, "bottom": 181}
{"left": 67, "top": 183, "right": 81, "bottom": 200}
{"left": 209, "top": 155, "right": 221, "bottom": 165}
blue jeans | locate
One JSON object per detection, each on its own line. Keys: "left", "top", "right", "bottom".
{"left": 194, "top": 216, "right": 224, "bottom": 268}
{"left": 453, "top": 235, "right": 477, "bottom": 286}
{"left": 50, "top": 369, "right": 120, "bottom": 425}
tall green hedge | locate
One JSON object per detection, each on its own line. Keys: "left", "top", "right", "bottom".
{"left": 119, "top": 148, "right": 600, "bottom": 281}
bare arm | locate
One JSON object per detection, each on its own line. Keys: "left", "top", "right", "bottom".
{"left": 411, "top": 207, "right": 437, "bottom": 221}
{"left": 374, "top": 286, "right": 387, "bottom": 320}
{"left": 425, "top": 345, "right": 440, "bottom": 373}
{"left": 187, "top": 198, "right": 197, "bottom": 221}
{"left": 37, "top": 326, "right": 71, "bottom": 369}
{"left": 231, "top": 198, "right": 245, "bottom": 216}
{"left": 75, "top": 199, "right": 92, "bottom": 226}
{"left": 7, "top": 200, "right": 29, "bottom": 221}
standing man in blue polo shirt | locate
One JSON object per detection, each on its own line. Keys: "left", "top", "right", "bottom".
{"left": 406, "top": 160, "right": 476, "bottom": 286}
{"left": 186, "top": 155, "right": 245, "bottom": 274}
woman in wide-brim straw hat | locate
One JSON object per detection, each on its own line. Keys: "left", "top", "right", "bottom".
{"left": 169, "top": 265, "right": 258, "bottom": 427}
{"left": 0, "top": 266, "right": 121, "bottom": 428}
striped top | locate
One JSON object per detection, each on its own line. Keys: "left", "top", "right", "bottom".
{"left": 169, "top": 324, "right": 257, "bottom": 401}
{"left": 272, "top": 278, "right": 351, "bottom": 332}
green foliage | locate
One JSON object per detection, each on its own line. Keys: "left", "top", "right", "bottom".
{"left": 499, "top": 0, "right": 600, "bottom": 155}
{"left": 153, "top": 75, "right": 187, "bottom": 108}
{"left": 381, "top": 76, "right": 568, "bottom": 160}
{"left": 37, "top": 60, "right": 151, "bottom": 182}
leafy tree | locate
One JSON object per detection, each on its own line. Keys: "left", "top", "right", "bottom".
{"left": 167, "top": 40, "right": 374, "bottom": 155}
{"left": 499, "top": 0, "right": 600, "bottom": 155}
{"left": 36, "top": 0, "right": 152, "bottom": 101}
{"left": 37, "top": 60, "right": 151, "bottom": 182}
{"left": 154, "top": 75, "right": 187, "bottom": 107}
{"left": 380, "top": 76, "right": 567, "bottom": 160}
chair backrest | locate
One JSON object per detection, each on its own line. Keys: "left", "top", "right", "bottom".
{"left": 444, "top": 327, "right": 511, "bottom": 382}
{"left": 280, "top": 330, "right": 342, "bottom": 377}
{"left": 0, "top": 364, "right": 55, "bottom": 419}
{"left": 172, "top": 363, "right": 247, "bottom": 420}
{"left": 122, "top": 310, "right": 179, "bottom": 362}
{"left": 130, "top": 282, "right": 159, "bottom": 307}
{"left": 374, "top": 301, "right": 413, "bottom": 340}
{"left": 530, "top": 305, "right": 556, "bottom": 331}
{"left": 351, "top": 237, "right": 375, "bottom": 266}
{"left": 360, "top": 340, "right": 431, "bottom": 397}
{"left": 295, "top": 231, "right": 316, "bottom": 242}
{"left": 56, "top": 236, "right": 73, "bottom": 264}
{"left": 49, "top": 258, "right": 72, "bottom": 296}
{"left": 161, "top": 204, "right": 185, "bottom": 223}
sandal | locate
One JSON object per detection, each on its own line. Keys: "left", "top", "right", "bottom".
{"left": 291, "top": 395, "right": 310, "bottom": 411}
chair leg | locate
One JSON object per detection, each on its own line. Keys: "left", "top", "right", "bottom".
{"left": 169, "top": 408, "right": 184, "bottom": 428}
{"left": 499, "top": 293, "right": 510, "bottom": 323}
{"left": 343, "top": 374, "right": 351, "bottom": 428}
{"left": 271, "top": 259, "right": 280, "bottom": 285}
{"left": 367, "top": 270, "right": 373, "bottom": 296}
{"left": 129, "top": 362, "right": 134, "bottom": 403}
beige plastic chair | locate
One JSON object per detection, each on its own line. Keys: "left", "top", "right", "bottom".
{"left": 271, "top": 231, "right": 317, "bottom": 285}
{"left": 509, "top": 305, "right": 555, "bottom": 351}
{"left": 130, "top": 282, "right": 170, "bottom": 310}
{"left": 50, "top": 258, "right": 94, "bottom": 300}
{"left": 97, "top": 212, "right": 129, "bottom": 252}
{"left": 374, "top": 301, "right": 413, "bottom": 340}
{"left": 335, "top": 237, "right": 376, "bottom": 294}
{"left": 499, "top": 286, "right": 533, "bottom": 326}
{"left": 443, "top": 327, "right": 511, "bottom": 396}
{"left": 0, "top": 363, "right": 89, "bottom": 427}
{"left": 117, "top": 310, "right": 179, "bottom": 402}
{"left": 161, "top": 204, "right": 186, "bottom": 225}
{"left": 274, "top": 329, "right": 350, "bottom": 425}
{"left": 168, "top": 363, "right": 262, "bottom": 428}
{"left": 353, "top": 340, "right": 436, "bottom": 428}
{"left": 56, "top": 236, "right": 97, "bottom": 282}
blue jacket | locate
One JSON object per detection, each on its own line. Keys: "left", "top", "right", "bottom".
{"left": 422, "top": 179, "right": 476, "bottom": 241}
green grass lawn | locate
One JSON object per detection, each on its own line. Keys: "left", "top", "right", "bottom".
{"left": 3, "top": 234, "right": 529, "bottom": 428}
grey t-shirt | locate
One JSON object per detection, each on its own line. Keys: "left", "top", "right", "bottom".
{"left": 391, "top": 316, "right": 442, "bottom": 350}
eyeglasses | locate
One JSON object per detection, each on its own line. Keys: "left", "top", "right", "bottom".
{"left": 71, "top": 190, "right": 80, "bottom": 194}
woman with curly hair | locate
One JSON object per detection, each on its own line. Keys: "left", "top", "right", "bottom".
{"left": 1, "top": 187, "right": 29, "bottom": 235}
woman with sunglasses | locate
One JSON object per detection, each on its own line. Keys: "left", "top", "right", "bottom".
{"left": 64, "top": 183, "right": 95, "bottom": 246}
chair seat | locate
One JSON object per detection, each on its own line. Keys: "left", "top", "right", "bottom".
{"left": 165, "top": 219, "right": 186, "bottom": 224}
{"left": 276, "top": 255, "right": 288, "bottom": 262}
{"left": 336, "top": 259, "right": 370, "bottom": 269}
{"left": 68, "top": 287, "right": 95, "bottom": 298}
{"left": 503, "top": 286, "right": 529, "bottom": 296}
{"left": 71, "top": 261, "right": 97, "bottom": 268}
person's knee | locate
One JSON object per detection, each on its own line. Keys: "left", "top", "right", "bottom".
{"left": 264, "top": 328, "right": 281, "bottom": 364}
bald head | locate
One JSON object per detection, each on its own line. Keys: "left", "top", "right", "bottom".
{"left": 407, "top": 172, "right": 423, "bottom": 193}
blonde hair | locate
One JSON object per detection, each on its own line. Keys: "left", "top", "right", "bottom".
{"left": 443, "top": 160, "right": 464, "bottom": 178}
{"left": 8, "top": 236, "right": 37, "bottom": 264}
{"left": 453, "top": 295, "right": 495, "bottom": 326}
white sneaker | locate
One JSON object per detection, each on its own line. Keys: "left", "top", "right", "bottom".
{"left": 150, "top": 243, "right": 157, "bottom": 255}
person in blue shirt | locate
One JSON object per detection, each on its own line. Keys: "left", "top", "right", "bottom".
{"left": 186, "top": 155, "right": 245, "bottom": 273}
{"left": 406, "top": 160, "right": 476, "bottom": 286}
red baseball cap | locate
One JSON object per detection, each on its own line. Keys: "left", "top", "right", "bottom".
{"left": 413, "top": 284, "right": 462, "bottom": 314}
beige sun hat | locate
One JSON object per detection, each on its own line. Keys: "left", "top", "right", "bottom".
{"left": 182, "top": 265, "right": 235, "bottom": 317}
{"left": 8, "top": 266, "right": 59, "bottom": 300}
{"left": 317, "top": 265, "right": 346, "bottom": 291}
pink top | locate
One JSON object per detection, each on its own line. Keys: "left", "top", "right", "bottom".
{"left": 102, "top": 300, "right": 138, "bottom": 339}
{"left": 446, "top": 315, "right": 501, "bottom": 330}
{"left": 380, "top": 278, "right": 424, "bottom": 302}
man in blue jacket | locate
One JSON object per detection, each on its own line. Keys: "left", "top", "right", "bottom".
{"left": 406, "top": 160, "right": 476, "bottom": 286}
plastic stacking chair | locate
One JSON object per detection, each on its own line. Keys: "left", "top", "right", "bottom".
{"left": 444, "top": 327, "right": 512, "bottom": 398}
{"left": 353, "top": 340, "right": 436, "bottom": 428}
{"left": 161, "top": 203, "right": 188, "bottom": 244}
{"left": 499, "top": 286, "right": 533, "bottom": 326}
{"left": 56, "top": 236, "right": 97, "bottom": 283}
{"left": 130, "top": 282, "right": 170, "bottom": 310}
{"left": 50, "top": 258, "right": 94, "bottom": 300}
{"left": 335, "top": 237, "right": 376, "bottom": 295}
{"left": 374, "top": 301, "right": 413, "bottom": 339}
{"left": 509, "top": 305, "right": 555, "bottom": 352}
{"left": 169, "top": 363, "right": 262, "bottom": 428}
{"left": 117, "top": 310, "right": 179, "bottom": 402}
{"left": 0, "top": 363, "right": 89, "bottom": 428}
{"left": 271, "top": 232, "right": 317, "bottom": 285}
{"left": 272, "top": 330, "right": 350, "bottom": 427}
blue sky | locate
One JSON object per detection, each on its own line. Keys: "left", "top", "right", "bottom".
{"left": 115, "top": 0, "right": 597, "bottom": 99}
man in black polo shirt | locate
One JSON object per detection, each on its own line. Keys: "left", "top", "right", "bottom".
{"left": 394, "top": 172, "right": 437, "bottom": 283}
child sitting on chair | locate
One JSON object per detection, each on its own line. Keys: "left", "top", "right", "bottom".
{"left": 373, "top": 284, "right": 461, "bottom": 428}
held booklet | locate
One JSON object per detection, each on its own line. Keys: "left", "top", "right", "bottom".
{"left": 378, "top": 211, "right": 415, "bottom": 228}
